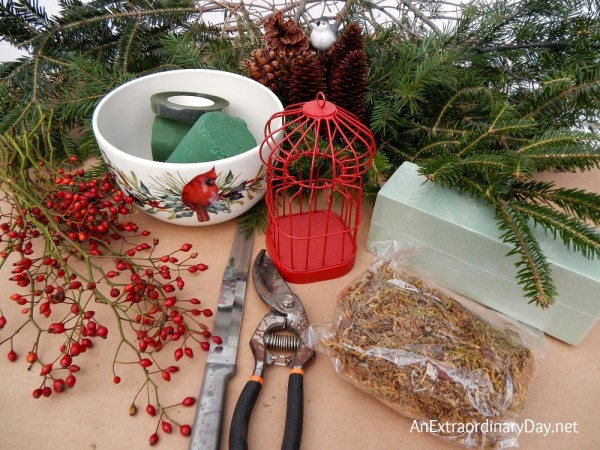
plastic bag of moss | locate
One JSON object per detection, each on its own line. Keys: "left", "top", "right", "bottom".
{"left": 310, "top": 241, "right": 546, "bottom": 449}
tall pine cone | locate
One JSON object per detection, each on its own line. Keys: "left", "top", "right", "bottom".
{"left": 328, "top": 49, "right": 368, "bottom": 123}
{"left": 244, "top": 48, "right": 281, "bottom": 91}
{"left": 264, "top": 11, "right": 309, "bottom": 56}
{"left": 287, "top": 52, "right": 327, "bottom": 105}
{"left": 329, "top": 22, "right": 365, "bottom": 74}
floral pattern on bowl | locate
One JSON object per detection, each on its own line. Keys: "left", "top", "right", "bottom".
{"left": 103, "top": 152, "right": 265, "bottom": 223}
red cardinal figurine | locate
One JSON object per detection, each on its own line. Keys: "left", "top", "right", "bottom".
{"left": 181, "top": 167, "right": 219, "bottom": 222}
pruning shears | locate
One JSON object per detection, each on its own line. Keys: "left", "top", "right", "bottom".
{"left": 229, "top": 250, "right": 314, "bottom": 450}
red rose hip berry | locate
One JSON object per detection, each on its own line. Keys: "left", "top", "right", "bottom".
{"left": 149, "top": 433, "right": 159, "bottom": 446}
{"left": 66, "top": 374, "right": 77, "bottom": 388}
{"left": 182, "top": 396, "right": 195, "bottom": 407}
{"left": 161, "top": 421, "right": 173, "bottom": 434}
{"left": 60, "top": 354, "right": 72, "bottom": 368}
{"left": 145, "top": 404, "right": 156, "bottom": 417}
{"left": 53, "top": 379, "right": 66, "bottom": 393}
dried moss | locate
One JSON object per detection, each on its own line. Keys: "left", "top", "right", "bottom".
{"left": 320, "top": 262, "right": 537, "bottom": 448}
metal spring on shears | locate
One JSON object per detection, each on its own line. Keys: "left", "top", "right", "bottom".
{"left": 265, "top": 332, "right": 301, "bottom": 353}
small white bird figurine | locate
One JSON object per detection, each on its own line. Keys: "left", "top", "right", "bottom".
{"left": 309, "top": 18, "right": 338, "bottom": 51}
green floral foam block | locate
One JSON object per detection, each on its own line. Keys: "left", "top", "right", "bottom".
{"left": 367, "top": 162, "right": 600, "bottom": 345}
{"left": 151, "top": 116, "right": 194, "bottom": 162}
{"left": 166, "top": 112, "right": 257, "bottom": 163}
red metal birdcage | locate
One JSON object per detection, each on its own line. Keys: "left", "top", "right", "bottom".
{"left": 260, "top": 93, "right": 376, "bottom": 283}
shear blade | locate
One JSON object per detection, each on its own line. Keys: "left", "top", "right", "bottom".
{"left": 252, "top": 249, "right": 295, "bottom": 314}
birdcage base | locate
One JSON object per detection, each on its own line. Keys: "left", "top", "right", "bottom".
{"left": 265, "top": 211, "right": 357, "bottom": 283}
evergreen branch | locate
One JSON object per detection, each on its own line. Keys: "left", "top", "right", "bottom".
{"left": 513, "top": 180, "right": 600, "bottom": 226}
{"left": 2, "top": 98, "right": 35, "bottom": 133}
{"left": 413, "top": 123, "right": 469, "bottom": 137}
{"left": 364, "top": 150, "right": 393, "bottom": 188}
{"left": 412, "top": 139, "right": 461, "bottom": 159}
{"left": 516, "top": 129, "right": 600, "bottom": 154}
{"left": 238, "top": 200, "right": 267, "bottom": 238}
{"left": 424, "top": 171, "right": 491, "bottom": 200}
{"left": 456, "top": 104, "right": 534, "bottom": 157}
{"left": 460, "top": 154, "right": 505, "bottom": 171}
{"left": 503, "top": 152, "right": 538, "bottom": 181}
{"left": 511, "top": 179, "right": 559, "bottom": 203}
{"left": 512, "top": 201, "right": 600, "bottom": 259}
{"left": 494, "top": 199, "right": 556, "bottom": 307}
{"left": 524, "top": 77, "right": 600, "bottom": 121}
{"left": 384, "top": 142, "right": 418, "bottom": 162}
{"left": 417, "top": 155, "right": 462, "bottom": 187}
{"left": 119, "top": 13, "right": 142, "bottom": 74}
{"left": 432, "top": 86, "right": 492, "bottom": 131}
{"left": 473, "top": 40, "right": 600, "bottom": 53}
{"left": 456, "top": 174, "right": 488, "bottom": 198}
{"left": 18, "top": 4, "right": 199, "bottom": 53}
{"left": 540, "top": 187, "right": 600, "bottom": 226}
{"left": 455, "top": 0, "right": 529, "bottom": 47}
{"left": 0, "top": 0, "right": 51, "bottom": 45}
{"left": 369, "top": 102, "right": 403, "bottom": 139}
{"left": 0, "top": 55, "right": 30, "bottom": 83}
{"left": 461, "top": 153, "right": 536, "bottom": 181}
{"left": 523, "top": 147, "right": 600, "bottom": 172}
{"left": 0, "top": 1, "right": 238, "bottom": 150}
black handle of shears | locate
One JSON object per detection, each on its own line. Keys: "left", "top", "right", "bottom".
{"left": 230, "top": 376, "right": 262, "bottom": 450}
{"left": 229, "top": 370, "right": 305, "bottom": 450}
{"left": 282, "top": 370, "right": 305, "bottom": 450}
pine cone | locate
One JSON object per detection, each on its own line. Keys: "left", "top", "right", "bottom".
{"left": 244, "top": 48, "right": 281, "bottom": 91}
{"left": 264, "top": 11, "right": 309, "bottom": 56}
{"left": 328, "top": 49, "right": 368, "bottom": 123}
{"left": 287, "top": 52, "right": 327, "bottom": 105}
{"left": 329, "top": 22, "right": 365, "bottom": 71}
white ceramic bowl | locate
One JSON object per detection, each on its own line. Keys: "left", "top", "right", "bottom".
{"left": 92, "top": 69, "right": 283, "bottom": 226}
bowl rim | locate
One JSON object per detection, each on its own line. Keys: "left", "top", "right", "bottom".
{"left": 92, "top": 68, "right": 283, "bottom": 168}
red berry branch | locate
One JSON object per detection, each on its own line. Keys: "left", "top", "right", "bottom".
{"left": 0, "top": 128, "right": 216, "bottom": 445}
